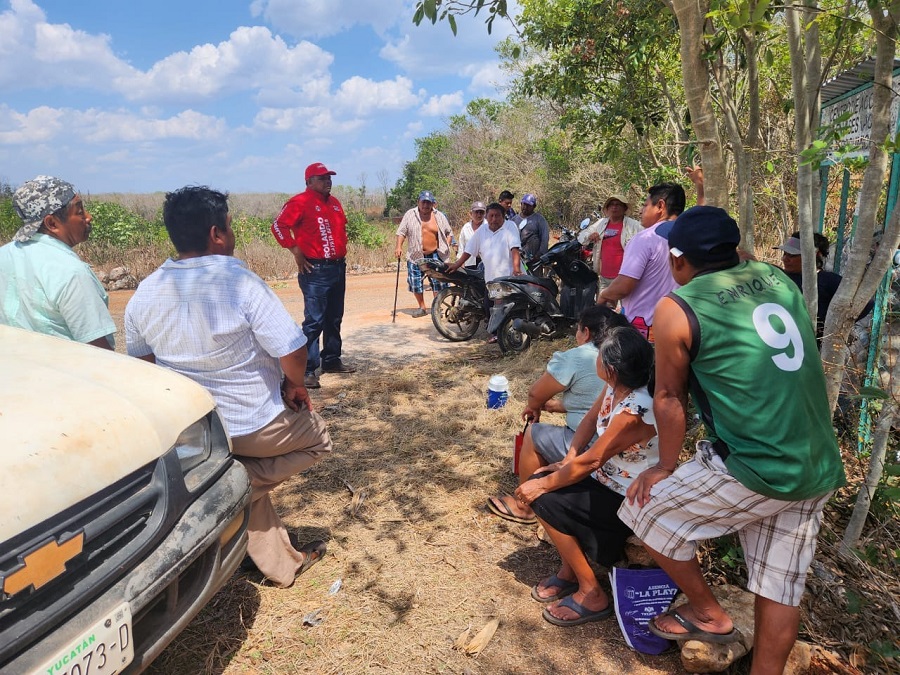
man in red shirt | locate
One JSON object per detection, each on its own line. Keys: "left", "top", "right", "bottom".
{"left": 272, "top": 162, "right": 355, "bottom": 388}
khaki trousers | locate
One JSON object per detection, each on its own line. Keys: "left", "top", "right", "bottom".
{"left": 231, "top": 407, "right": 332, "bottom": 587}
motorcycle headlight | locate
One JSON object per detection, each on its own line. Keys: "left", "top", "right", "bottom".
{"left": 488, "top": 281, "right": 518, "bottom": 300}
{"left": 174, "top": 412, "right": 231, "bottom": 491}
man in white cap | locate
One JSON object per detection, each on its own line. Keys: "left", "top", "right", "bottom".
{"left": 578, "top": 195, "right": 641, "bottom": 289}
{"left": 272, "top": 162, "right": 355, "bottom": 389}
{"left": 0, "top": 175, "right": 115, "bottom": 348}
{"left": 458, "top": 201, "right": 487, "bottom": 268}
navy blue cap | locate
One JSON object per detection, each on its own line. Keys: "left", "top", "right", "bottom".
{"left": 520, "top": 193, "right": 537, "bottom": 205}
{"left": 661, "top": 206, "right": 740, "bottom": 262}
{"left": 418, "top": 190, "right": 435, "bottom": 203}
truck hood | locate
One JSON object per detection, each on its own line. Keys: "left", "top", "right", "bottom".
{"left": 0, "top": 326, "right": 217, "bottom": 540}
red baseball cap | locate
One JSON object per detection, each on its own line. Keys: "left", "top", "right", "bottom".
{"left": 305, "top": 162, "right": 336, "bottom": 181}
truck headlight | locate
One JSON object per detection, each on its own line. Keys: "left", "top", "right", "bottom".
{"left": 174, "top": 412, "right": 231, "bottom": 491}
{"left": 488, "top": 282, "right": 518, "bottom": 300}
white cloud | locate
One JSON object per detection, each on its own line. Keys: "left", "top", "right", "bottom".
{"left": 0, "top": 0, "right": 138, "bottom": 90}
{"left": 403, "top": 120, "right": 423, "bottom": 139}
{"left": 463, "top": 61, "right": 511, "bottom": 95}
{"left": 120, "top": 26, "right": 332, "bottom": 104}
{"left": 0, "top": 104, "right": 226, "bottom": 144}
{"left": 251, "top": 0, "right": 405, "bottom": 39}
{"left": 254, "top": 106, "right": 366, "bottom": 136}
{"left": 0, "top": 104, "right": 64, "bottom": 144}
{"left": 419, "top": 92, "right": 463, "bottom": 117}
{"left": 333, "top": 76, "right": 420, "bottom": 116}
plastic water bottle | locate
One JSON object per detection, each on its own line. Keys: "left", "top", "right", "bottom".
{"left": 487, "top": 375, "right": 509, "bottom": 409}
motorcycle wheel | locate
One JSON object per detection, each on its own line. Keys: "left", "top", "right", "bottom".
{"left": 431, "top": 287, "right": 481, "bottom": 341}
{"left": 496, "top": 313, "right": 533, "bottom": 354}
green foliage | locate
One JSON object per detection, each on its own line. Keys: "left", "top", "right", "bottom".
{"left": 345, "top": 211, "right": 387, "bottom": 249}
{"left": 0, "top": 196, "right": 19, "bottom": 242}
{"left": 86, "top": 200, "right": 157, "bottom": 248}
{"left": 386, "top": 132, "right": 453, "bottom": 215}
{"left": 231, "top": 214, "right": 277, "bottom": 249}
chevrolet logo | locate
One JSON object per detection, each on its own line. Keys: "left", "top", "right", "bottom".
{"left": 3, "top": 532, "right": 84, "bottom": 596}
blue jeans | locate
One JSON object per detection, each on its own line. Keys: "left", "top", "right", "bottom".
{"left": 298, "top": 260, "right": 346, "bottom": 373}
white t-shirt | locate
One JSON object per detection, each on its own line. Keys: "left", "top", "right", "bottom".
{"left": 458, "top": 221, "right": 482, "bottom": 266}
{"left": 591, "top": 386, "right": 658, "bottom": 496}
{"left": 464, "top": 224, "right": 520, "bottom": 281}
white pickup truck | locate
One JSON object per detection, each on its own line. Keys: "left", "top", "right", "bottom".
{"left": 0, "top": 325, "right": 252, "bottom": 674}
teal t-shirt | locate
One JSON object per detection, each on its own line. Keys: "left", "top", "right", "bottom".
{"left": 671, "top": 260, "right": 845, "bottom": 500}
{"left": 546, "top": 342, "right": 605, "bottom": 430}
{"left": 0, "top": 234, "right": 115, "bottom": 346}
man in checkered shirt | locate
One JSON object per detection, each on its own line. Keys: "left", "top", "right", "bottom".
{"left": 126, "top": 186, "right": 332, "bottom": 587}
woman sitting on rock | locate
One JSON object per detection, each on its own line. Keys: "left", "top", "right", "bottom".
{"left": 487, "top": 305, "right": 630, "bottom": 525}
{"left": 515, "top": 327, "right": 658, "bottom": 626}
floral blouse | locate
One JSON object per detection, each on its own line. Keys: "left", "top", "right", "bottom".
{"left": 592, "top": 386, "right": 659, "bottom": 496}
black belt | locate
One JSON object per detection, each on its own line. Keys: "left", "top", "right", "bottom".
{"left": 307, "top": 257, "right": 345, "bottom": 265}
{"left": 712, "top": 439, "right": 730, "bottom": 460}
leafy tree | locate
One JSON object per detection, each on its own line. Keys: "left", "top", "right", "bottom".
{"left": 386, "top": 132, "right": 453, "bottom": 214}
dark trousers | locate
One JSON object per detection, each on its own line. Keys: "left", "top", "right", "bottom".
{"left": 298, "top": 260, "right": 346, "bottom": 373}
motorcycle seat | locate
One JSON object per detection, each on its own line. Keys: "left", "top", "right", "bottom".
{"left": 496, "top": 274, "right": 558, "bottom": 295}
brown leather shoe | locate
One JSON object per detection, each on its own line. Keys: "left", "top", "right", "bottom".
{"left": 321, "top": 360, "right": 356, "bottom": 374}
{"left": 304, "top": 372, "right": 320, "bottom": 388}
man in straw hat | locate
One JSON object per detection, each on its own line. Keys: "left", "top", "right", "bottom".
{"left": 578, "top": 194, "right": 641, "bottom": 288}
{"left": 619, "top": 206, "right": 845, "bottom": 672}
{"left": 0, "top": 175, "right": 115, "bottom": 348}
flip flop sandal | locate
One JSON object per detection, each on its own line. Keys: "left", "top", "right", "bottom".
{"left": 531, "top": 573, "right": 578, "bottom": 603}
{"left": 648, "top": 608, "right": 738, "bottom": 644}
{"left": 542, "top": 594, "right": 614, "bottom": 627}
{"left": 296, "top": 539, "right": 327, "bottom": 577}
{"left": 486, "top": 495, "right": 538, "bottom": 525}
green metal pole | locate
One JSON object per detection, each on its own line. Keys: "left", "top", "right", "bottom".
{"left": 834, "top": 169, "right": 850, "bottom": 274}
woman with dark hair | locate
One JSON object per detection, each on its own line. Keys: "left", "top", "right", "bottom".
{"left": 487, "top": 306, "right": 631, "bottom": 525}
{"left": 514, "top": 327, "right": 658, "bottom": 626}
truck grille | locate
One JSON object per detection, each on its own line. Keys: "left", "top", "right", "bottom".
{"left": 0, "top": 457, "right": 175, "bottom": 666}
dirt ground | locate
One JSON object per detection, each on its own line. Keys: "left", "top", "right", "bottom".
{"left": 108, "top": 274, "right": 685, "bottom": 675}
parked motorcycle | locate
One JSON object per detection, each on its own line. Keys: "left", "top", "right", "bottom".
{"left": 417, "top": 258, "right": 487, "bottom": 341}
{"left": 487, "top": 235, "right": 599, "bottom": 354}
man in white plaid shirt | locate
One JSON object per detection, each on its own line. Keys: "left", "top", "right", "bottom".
{"left": 126, "top": 186, "right": 332, "bottom": 587}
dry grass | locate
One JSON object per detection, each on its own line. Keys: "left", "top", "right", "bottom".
{"left": 145, "top": 332, "right": 899, "bottom": 675}
{"left": 147, "top": 338, "right": 683, "bottom": 675}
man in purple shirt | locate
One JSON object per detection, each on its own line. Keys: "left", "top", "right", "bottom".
{"left": 596, "top": 183, "right": 685, "bottom": 341}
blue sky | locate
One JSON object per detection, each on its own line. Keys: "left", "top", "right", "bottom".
{"left": 0, "top": 0, "right": 517, "bottom": 193}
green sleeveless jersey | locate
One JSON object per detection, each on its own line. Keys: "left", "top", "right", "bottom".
{"left": 671, "top": 260, "right": 845, "bottom": 500}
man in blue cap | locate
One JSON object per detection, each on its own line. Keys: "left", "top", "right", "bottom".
{"left": 619, "top": 206, "right": 845, "bottom": 673}
{"left": 513, "top": 193, "right": 550, "bottom": 260}
{"left": 395, "top": 190, "right": 455, "bottom": 317}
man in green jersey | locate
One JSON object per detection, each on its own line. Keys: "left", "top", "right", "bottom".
{"left": 618, "top": 206, "right": 845, "bottom": 674}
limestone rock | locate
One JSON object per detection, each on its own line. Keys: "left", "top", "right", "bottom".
{"left": 784, "top": 640, "right": 812, "bottom": 675}
{"left": 672, "top": 585, "right": 754, "bottom": 672}
{"left": 624, "top": 535, "right": 657, "bottom": 567}
{"left": 108, "top": 266, "right": 128, "bottom": 281}
{"left": 96, "top": 270, "right": 109, "bottom": 283}
{"left": 681, "top": 639, "right": 749, "bottom": 673}
{"left": 109, "top": 275, "right": 137, "bottom": 291}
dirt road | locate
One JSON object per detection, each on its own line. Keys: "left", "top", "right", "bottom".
{"left": 108, "top": 271, "right": 474, "bottom": 362}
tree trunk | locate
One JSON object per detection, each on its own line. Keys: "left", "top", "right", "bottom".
{"left": 671, "top": 0, "right": 729, "bottom": 208}
{"left": 841, "top": 372, "right": 898, "bottom": 552}
{"left": 785, "top": 0, "right": 821, "bottom": 328}
{"left": 820, "top": 1, "right": 900, "bottom": 411}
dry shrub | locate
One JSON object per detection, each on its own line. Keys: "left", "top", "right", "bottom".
{"left": 235, "top": 239, "right": 296, "bottom": 280}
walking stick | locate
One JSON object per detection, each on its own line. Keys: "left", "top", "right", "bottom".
{"left": 391, "top": 256, "right": 401, "bottom": 322}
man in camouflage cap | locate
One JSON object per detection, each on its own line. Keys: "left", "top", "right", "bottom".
{"left": 0, "top": 175, "right": 115, "bottom": 348}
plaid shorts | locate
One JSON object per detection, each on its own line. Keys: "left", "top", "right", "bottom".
{"left": 407, "top": 252, "right": 448, "bottom": 294}
{"left": 617, "top": 441, "right": 832, "bottom": 606}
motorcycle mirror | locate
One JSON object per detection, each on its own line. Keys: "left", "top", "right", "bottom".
{"left": 579, "top": 217, "right": 591, "bottom": 230}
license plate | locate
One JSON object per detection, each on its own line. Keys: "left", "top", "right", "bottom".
{"left": 30, "top": 603, "right": 133, "bottom": 675}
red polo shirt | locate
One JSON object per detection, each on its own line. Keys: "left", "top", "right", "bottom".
{"left": 271, "top": 188, "right": 348, "bottom": 259}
